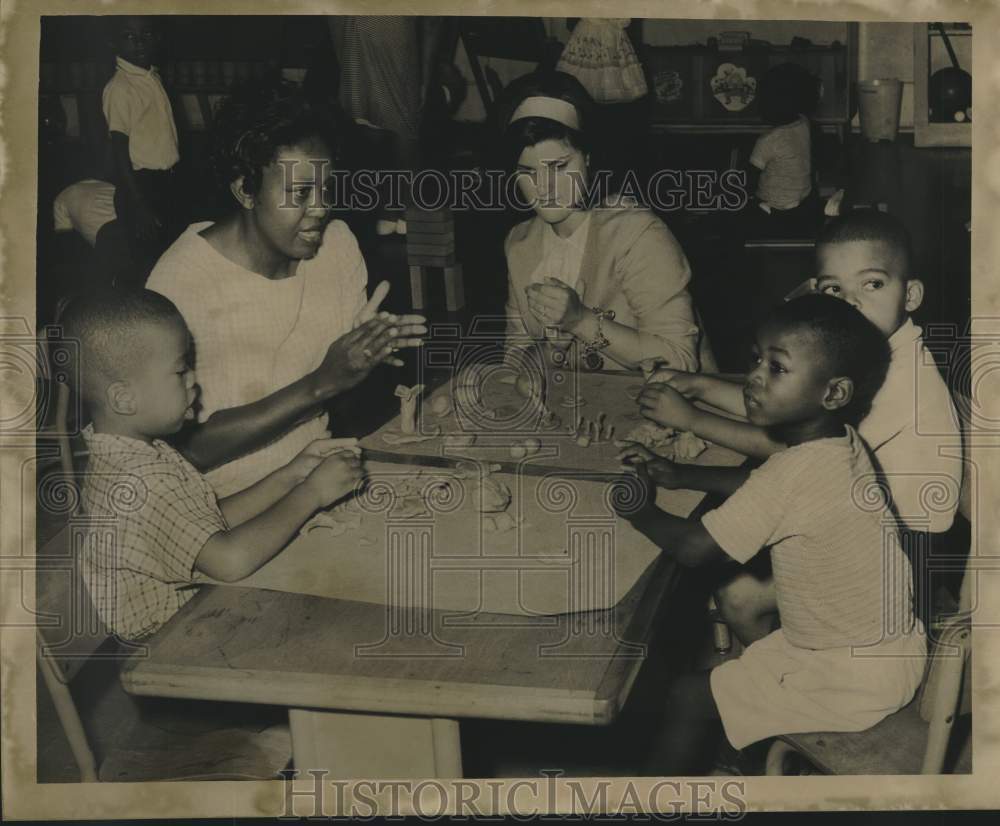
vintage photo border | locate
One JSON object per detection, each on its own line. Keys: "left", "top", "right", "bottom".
{"left": 2, "top": 0, "right": 998, "bottom": 818}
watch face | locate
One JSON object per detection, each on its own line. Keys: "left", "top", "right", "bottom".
{"left": 584, "top": 351, "right": 605, "bottom": 371}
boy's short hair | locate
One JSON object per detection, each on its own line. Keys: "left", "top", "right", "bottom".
{"left": 816, "top": 209, "right": 914, "bottom": 277}
{"left": 212, "top": 77, "right": 345, "bottom": 197}
{"left": 758, "top": 62, "right": 821, "bottom": 125}
{"left": 60, "top": 288, "right": 185, "bottom": 404}
{"left": 766, "top": 293, "right": 891, "bottom": 426}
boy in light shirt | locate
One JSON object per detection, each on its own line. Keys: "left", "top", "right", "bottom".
{"left": 641, "top": 210, "right": 962, "bottom": 643}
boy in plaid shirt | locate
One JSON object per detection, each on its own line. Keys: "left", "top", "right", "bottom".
{"left": 62, "top": 289, "right": 364, "bottom": 640}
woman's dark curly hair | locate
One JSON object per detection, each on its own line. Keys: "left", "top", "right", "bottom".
{"left": 211, "top": 76, "right": 345, "bottom": 197}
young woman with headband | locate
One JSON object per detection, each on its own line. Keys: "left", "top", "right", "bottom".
{"left": 500, "top": 71, "right": 714, "bottom": 373}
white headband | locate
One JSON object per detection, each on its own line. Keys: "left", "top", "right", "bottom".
{"left": 508, "top": 96, "right": 581, "bottom": 130}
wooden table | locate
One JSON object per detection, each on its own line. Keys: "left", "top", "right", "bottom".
{"left": 122, "top": 370, "right": 739, "bottom": 778}
{"left": 120, "top": 549, "right": 678, "bottom": 778}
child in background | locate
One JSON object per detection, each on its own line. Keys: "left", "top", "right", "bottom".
{"left": 61, "top": 289, "right": 365, "bottom": 641}
{"left": 616, "top": 294, "right": 926, "bottom": 775}
{"left": 643, "top": 210, "right": 962, "bottom": 643}
{"left": 102, "top": 16, "right": 181, "bottom": 285}
{"left": 744, "top": 62, "right": 821, "bottom": 234}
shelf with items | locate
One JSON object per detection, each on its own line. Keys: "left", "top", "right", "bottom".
{"left": 643, "top": 35, "right": 855, "bottom": 139}
{"left": 913, "top": 22, "right": 972, "bottom": 147}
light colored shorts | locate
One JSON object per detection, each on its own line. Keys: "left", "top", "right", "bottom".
{"left": 710, "top": 626, "right": 927, "bottom": 750}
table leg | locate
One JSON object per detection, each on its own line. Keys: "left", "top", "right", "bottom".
{"left": 443, "top": 264, "right": 465, "bottom": 312}
{"left": 287, "top": 709, "right": 462, "bottom": 778}
{"left": 409, "top": 266, "right": 427, "bottom": 311}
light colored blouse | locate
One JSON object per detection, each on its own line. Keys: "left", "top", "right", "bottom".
{"left": 148, "top": 220, "right": 368, "bottom": 496}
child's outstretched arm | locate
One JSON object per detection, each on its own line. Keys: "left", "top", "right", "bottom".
{"left": 637, "top": 382, "right": 785, "bottom": 460}
{"left": 617, "top": 442, "right": 750, "bottom": 498}
{"left": 653, "top": 368, "right": 747, "bottom": 416}
{"left": 614, "top": 464, "right": 726, "bottom": 568}
{"left": 218, "top": 438, "right": 361, "bottom": 526}
{"left": 195, "top": 451, "right": 365, "bottom": 582}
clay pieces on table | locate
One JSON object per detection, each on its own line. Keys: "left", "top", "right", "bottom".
{"left": 429, "top": 393, "right": 452, "bottom": 416}
{"left": 381, "top": 425, "right": 441, "bottom": 446}
{"left": 390, "top": 469, "right": 458, "bottom": 520}
{"left": 395, "top": 383, "right": 425, "bottom": 434}
{"left": 300, "top": 497, "right": 364, "bottom": 537}
{"left": 571, "top": 412, "right": 614, "bottom": 448}
{"left": 508, "top": 437, "right": 541, "bottom": 459}
{"left": 619, "top": 421, "right": 707, "bottom": 462}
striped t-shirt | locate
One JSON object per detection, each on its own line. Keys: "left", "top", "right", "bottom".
{"left": 702, "top": 426, "right": 917, "bottom": 650}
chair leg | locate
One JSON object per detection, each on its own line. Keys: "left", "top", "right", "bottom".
{"left": 409, "top": 265, "right": 427, "bottom": 311}
{"left": 37, "top": 637, "right": 98, "bottom": 782}
{"left": 443, "top": 264, "right": 465, "bottom": 312}
{"left": 765, "top": 739, "right": 798, "bottom": 776}
{"left": 708, "top": 595, "right": 732, "bottom": 653}
{"left": 922, "top": 626, "right": 970, "bottom": 774}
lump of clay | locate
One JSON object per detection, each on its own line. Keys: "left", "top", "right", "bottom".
{"left": 671, "top": 430, "right": 707, "bottom": 461}
{"left": 429, "top": 393, "right": 452, "bottom": 416}
{"left": 621, "top": 421, "right": 707, "bottom": 462}
{"left": 539, "top": 409, "right": 562, "bottom": 430}
{"left": 476, "top": 473, "right": 512, "bottom": 513}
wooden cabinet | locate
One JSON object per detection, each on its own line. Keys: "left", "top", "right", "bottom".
{"left": 644, "top": 26, "right": 856, "bottom": 136}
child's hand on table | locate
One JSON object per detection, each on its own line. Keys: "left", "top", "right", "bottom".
{"left": 287, "top": 438, "right": 360, "bottom": 483}
{"left": 647, "top": 367, "right": 704, "bottom": 400}
{"left": 618, "top": 442, "right": 687, "bottom": 490}
{"left": 611, "top": 454, "right": 656, "bottom": 521}
{"left": 637, "top": 382, "right": 696, "bottom": 430}
{"left": 303, "top": 449, "right": 366, "bottom": 509}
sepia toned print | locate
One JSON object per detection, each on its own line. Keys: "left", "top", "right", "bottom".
{"left": 2, "top": 0, "right": 998, "bottom": 819}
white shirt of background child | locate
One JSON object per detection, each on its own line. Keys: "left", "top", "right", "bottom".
{"left": 102, "top": 57, "right": 180, "bottom": 171}
{"left": 750, "top": 115, "right": 811, "bottom": 211}
{"left": 860, "top": 317, "right": 963, "bottom": 534}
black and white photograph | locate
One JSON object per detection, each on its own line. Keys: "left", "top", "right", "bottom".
{"left": 2, "top": 0, "right": 998, "bottom": 820}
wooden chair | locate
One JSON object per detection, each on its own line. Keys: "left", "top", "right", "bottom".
{"left": 36, "top": 376, "right": 293, "bottom": 781}
{"left": 406, "top": 206, "right": 465, "bottom": 312}
{"left": 36, "top": 522, "right": 293, "bottom": 782}
{"left": 764, "top": 576, "right": 971, "bottom": 775}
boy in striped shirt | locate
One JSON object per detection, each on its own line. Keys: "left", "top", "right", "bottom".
{"left": 616, "top": 294, "right": 925, "bottom": 775}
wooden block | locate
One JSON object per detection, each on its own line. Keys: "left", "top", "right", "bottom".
{"left": 409, "top": 265, "right": 428, "bottom": 310}
{"left": 408, "top": 252, "right": 456, "bottom": 266}
{"left": 406, "top": 242, "right": 455, "bottom": 257}
{"left": 405, "top": 207, "right": 452, "bottom": 223}
{"left": 444, "top": 264, "right": 465, "bottom": 312}
{"left": 406, "top": 221, "right": 454, "bottom": 235}
{"left": 406, "top": 231, "right": 456, "bottom": 247}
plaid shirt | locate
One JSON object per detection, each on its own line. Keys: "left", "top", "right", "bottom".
{"left": 79, "top": 426, "right": 227, "bottom": 640}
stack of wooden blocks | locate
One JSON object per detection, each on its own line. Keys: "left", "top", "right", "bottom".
{"left": 405, "top": 206, "right": 464, "bottom": 312}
